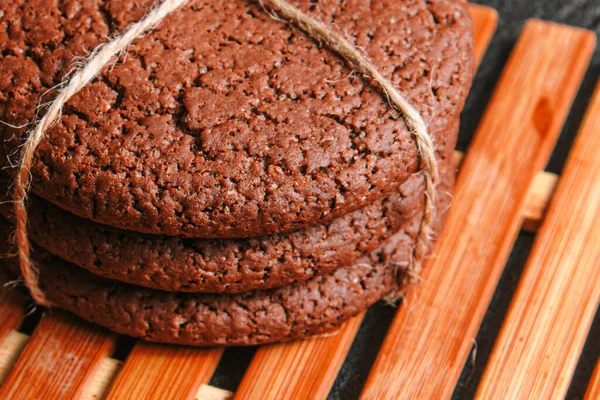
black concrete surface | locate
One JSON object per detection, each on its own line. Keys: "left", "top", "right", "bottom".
{"left": 209, "top": 2, "right": 600, "bottom": 398}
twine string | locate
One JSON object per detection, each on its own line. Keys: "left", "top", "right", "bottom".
{"left": 258, "top": 0, "right": 439, "bottom": 287}
{"left": 13, "top": 0, "right": 438, "bottom": 306}
{"left": 13, "top": 0, "right": 190, "bottom": 306}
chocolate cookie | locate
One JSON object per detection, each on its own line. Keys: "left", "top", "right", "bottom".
{"left": 1, "top": 121, "right": 456, "bottom": 293}
{"left": 0, "top": 0, "right": 474, "bottom": 238}
{"left": 0, "top": 181, "right": 451, "bottom": 345}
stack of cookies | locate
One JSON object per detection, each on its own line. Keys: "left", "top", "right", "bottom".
{"left": 0, "top": 0, "right": 474, "bottom": 345}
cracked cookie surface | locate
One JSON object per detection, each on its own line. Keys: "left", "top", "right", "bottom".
{"left": 0, "top": 120, "right": 456, "bottom": 293}
{"left": 0, "top": 0, "right": 473, "bottom": 237}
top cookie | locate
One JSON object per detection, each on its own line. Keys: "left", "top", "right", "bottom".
{"left": 0, "top": 0, "right": 474, "bottom": 238}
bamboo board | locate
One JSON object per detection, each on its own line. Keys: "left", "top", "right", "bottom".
{"left": 360, "top": 19, "right": 595, "bottom": 400}
{"left": 234, "top": 6, "right": 497, "bottom": 399}
{"left": 1, "top": 5, "right": 599, "bottom": 400}
{"left": 0, "top": 313, "right": 116, "bottom": 399}
{"left": 106, "top": 343, "right": 223, "bottom": 399}
{"left": 475, "top": 78, "right": 600, "bottom": 399}
{"left": 0, "top": 270, "right": 25, "bottom": 343}
{"left": 235, "top": 314, "right": 365, "bottom": 400}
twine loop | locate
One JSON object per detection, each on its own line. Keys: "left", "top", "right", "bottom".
{"left": 13, "top": 0, "right": 438, "bottom": 306}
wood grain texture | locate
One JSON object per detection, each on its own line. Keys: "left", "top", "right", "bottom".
{"left": 360, "top": 20, "right": 595, "bottom": 400}
{"left": 522, "top": 171, "right": 558, "bottom": 231}
{"left": 0, "top": 312, "right": 117, "bottom": 400}
{"left": 0, "top": 331, "right": 28, "bottom": 385}
{"left": 475, "top": 80, "right": 600, "bottom": 400}
{"left": 454, "top": 150, "right": 558, "bottom": 232}
{"left": 469, "top": 4, "right": 498, "bottom": 66}
{"left": 585, "top": 361, "right": 600, "bottom": 400}
{"left": 235, "top": 315, "right": 364, "bottom": 400}
{"left": 106, "top": 342, "right": 223, "bottom": 400}
{"left": 82, "top": 357, "right": 122, "bottom": 400}
{"left": 197, "top": 384, "right": 233, "bottom": 400}
{"left": 0, "top": 7, "right": 591, "bottom": 400}
{"left": 232, "top": 6, "right": 497, "bottom": 400}
{"left": 0, "top": 6, "right": 497, "bottom": 399}
{"left": 0, "top": 270, "right": 25, "bottom": 343}
{"left": 0, "top": 166, "right": 556, "bottom": 398}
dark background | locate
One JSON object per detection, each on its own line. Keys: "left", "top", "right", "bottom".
{"left": 208, "top": 1, "right": 600, "bottom": 398}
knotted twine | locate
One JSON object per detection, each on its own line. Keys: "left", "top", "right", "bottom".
{"left": 13, "top": 0, "right": 438, "bottom": 307}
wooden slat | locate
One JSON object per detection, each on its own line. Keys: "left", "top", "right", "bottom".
{"left": 106, "top": 342, "right": 224, "bottom": 400}
{"left": 0, "top": 330, "right": 230, "bottom": 400}
{"left": 0, "top": 312, "right": 117, "bottom": 399}
{"left": 475, "top": 80, "right": 600, "bottom": 399}
{"left": 522, "top": 170, "right": 558, "bottom": 231}
{"left": 454, "top": 150, "right": 558, "bottom": 232}
{"left": 360, "top": 20, "right": 595, "bottom": 400}
{"left": 469, "top": 4, "right": 498, "bottom": 66}
{"left": 196, "top": 384, "right": 233, "bottom": 400}
{"left": 0, "top": 270, "right": 25, "bottom": 343}
{"left": 585, "top": 361, "right": 600, "bottom": 400}
{"left": 235, "top": 315, "right": 363, "bottom": 399}
{"left": 82, "top": 357, "right": 122, "bottom": 400}
{"left": 12, "top": 158, "right": 554, "bottom": 399}
{"left": 0, "top": 331, "right": 28, "bottom": 385}
{"left": 233, "top": 6, "right": 497, "bottom": 400}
